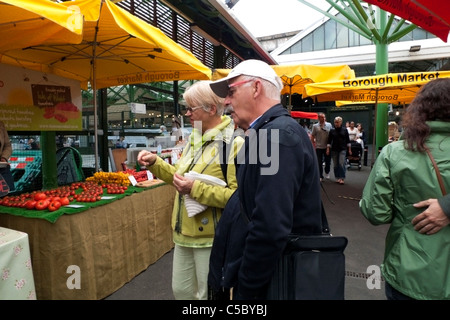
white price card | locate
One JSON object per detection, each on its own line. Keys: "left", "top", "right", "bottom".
{"left": 146, "top": 170, "right": 153, "bottom": 180}
{"left": 65, "top": 204, "right": 85, "bottom": 208}
{"left": 128, "top": 175, "right": 138, "bottom": 186}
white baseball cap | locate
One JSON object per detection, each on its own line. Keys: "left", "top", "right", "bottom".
{"left": 210, "top": 59, "right": 283, "bottom": 98}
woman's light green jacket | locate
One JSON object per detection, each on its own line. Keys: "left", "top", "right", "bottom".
{"left": 147, "top": 116, "right": 244, "bottom": 248}
{"left": 360, "top": 121, "right": 450, "bottom": 300}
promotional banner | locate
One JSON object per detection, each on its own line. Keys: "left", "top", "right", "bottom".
{"left": 0, "top": 64, "right": 82, "bottom": 131}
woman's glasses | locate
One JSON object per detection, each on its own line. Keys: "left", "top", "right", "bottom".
{"left": 183, "top": 106, "right": 203, "bottom": 114}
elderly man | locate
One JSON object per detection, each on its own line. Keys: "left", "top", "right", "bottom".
{"left": 311, "top": 112, "right": 332, "bottom": 181}
{"left": 208, "top": 59, "right": 323, "bottom": 300}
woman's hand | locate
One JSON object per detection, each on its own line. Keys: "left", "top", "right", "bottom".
{"left": 412, "top": 198, "right": 450, "bottom": 235}
{"left": 137, "top": 150, "right": 156, "bottom": 167}
{"left": 173, "top": 172, "right": 194, "bottom": 195}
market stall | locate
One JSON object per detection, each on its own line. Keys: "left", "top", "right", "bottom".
{"left": 0, "top": 181, "right": 175, "bottom": 300}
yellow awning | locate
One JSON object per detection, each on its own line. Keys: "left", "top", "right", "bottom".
{"left": 0, "top": 0, "right": 211, "bottom": 90}
{"left": 304, "top": 71, "right": 450, "bottom": 104}
{"left": 0, "top": 0, "right": 84, "bottom": 51}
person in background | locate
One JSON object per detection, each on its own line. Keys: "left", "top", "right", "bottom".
{"left": 160, "top": 125, "right": 169, "bottom": 136}
{"left": 327, "top": 116, "right": 351, "bottom": 185}
{"left": 359, "top": 78, "right": 450, "bottom": 300}
{"left": 137, "top": 80, "right": 243, "bottom": 300}
{"left": 171, "top": 115, "right": 182, "bottom": 141}
{"left": 0, "top": 122, "right": 12, "bottom": 164}
{"left": 27, "top": 138, "right": 39, "bottom": 150}
{"left": 356, "top": 123, "right": 368, "bottom": 166}
{"left": 0, "top": 121, "right": 15, "bottom": 191}
{"left": 66, "top": 136, "right": 74, "bottom": 147}
{"left": 311, "top": 112, "right": 332, "bottom": 181}
{"left": 209, "top": 59, "right": 323, "bottom": 300}
{"left": 347, "top": 121, "right": 359, "bottom": 141}
{"left": 115, "top": 136, "right": 127, "bottom": 149}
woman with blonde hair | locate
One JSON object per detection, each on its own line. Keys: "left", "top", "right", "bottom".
{"left": 137, "top": 80, "right": 243, "bottom": 300}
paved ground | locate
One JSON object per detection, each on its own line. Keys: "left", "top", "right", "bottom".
{"left": 105, "top": 151, "right": 390, "bottom": 301}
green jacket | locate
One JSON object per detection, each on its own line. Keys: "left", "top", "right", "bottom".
{"left": 148, "top": 116, "right": 244, "bottom": 248}
{"left": 360, "top": 121, "right": 450, "bottom": 300}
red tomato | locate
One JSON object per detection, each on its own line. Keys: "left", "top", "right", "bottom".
{"left": 60, "top": 197, "right": 70, "bottom": 206}
{"left": 35, "top": 199, "right": 50, "bottom": 210}
{"left": 25, "top": 200, "right": 37, "bottom": 210}
{"left": 34, "top": 192, "right": 47, "bottom": 201}
{"left": 48, "top": 200, "right": 62, "bottom": 212}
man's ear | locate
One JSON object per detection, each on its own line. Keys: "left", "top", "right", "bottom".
{"left": 253, "top": 80, "right": 261, "bottom": 98}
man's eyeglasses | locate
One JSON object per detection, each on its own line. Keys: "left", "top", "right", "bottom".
{"left": 227, "top": 79, "right": 253, "bottom": 97}
{"left": 183, "top": 106, "right": 203, "bottom": 114}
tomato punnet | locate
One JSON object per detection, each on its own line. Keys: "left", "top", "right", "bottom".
{"left": 34, "top": 192, "right": 47, "bottom": 201}
{"left": 35, "top": 199, "right": 50, "bottom": 210}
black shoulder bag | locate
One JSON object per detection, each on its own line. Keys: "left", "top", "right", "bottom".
{"left": 267, "top": 203, "right": 348, "bottom": 300}
{"left": 242, "top": 202, "right": 348, "bottom": 300}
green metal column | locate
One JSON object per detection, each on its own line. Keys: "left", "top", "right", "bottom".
{"left": 374, "top": 10, "right": 389, "bottom": 155}
{"left": 41, "top": 131, "right": 57, "bottom": 190}
{"left": 375, "top": 43, "right": 389, "bottom": 154}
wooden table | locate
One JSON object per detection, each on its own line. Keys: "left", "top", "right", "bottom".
{"left": 0, "top": 183, "right": 175, "bottom": 300}
{"left": 0, "top": 227, "right": 36, "bottom": 300}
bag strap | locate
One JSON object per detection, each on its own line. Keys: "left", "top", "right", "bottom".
{"left": 320, "top": 202, "right": 330, "bottom": 233}
{"left": 425, "top": 146, "right": 447, "bottom": 195}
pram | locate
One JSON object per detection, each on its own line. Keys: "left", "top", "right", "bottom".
{"left": 346, "top": 140, "right": 362, "bottom": 170}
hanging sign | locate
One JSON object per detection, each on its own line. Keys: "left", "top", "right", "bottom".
{"left": 0, "top": 64, "right": 82, "bottom": 131}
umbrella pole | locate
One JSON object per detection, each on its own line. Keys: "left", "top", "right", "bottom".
{"left": 289, "top": 85, "right": 292, "bottom": 107}
{"left": 94, "top": 87, "right": 99, "bottom": 172}
{"left": 93, "top": 19, "right": 99, "bottom": 172}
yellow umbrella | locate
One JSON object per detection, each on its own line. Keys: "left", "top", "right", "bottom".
{"left": 212, "top": 64, "right": 355, "bottom": 106}
{"left": 1, "top": 0, "right": 211, "bottom": 90}
{"left": 303, "top": 70, "right": 450, "bottom": 103}
{"left": 272, "top": 64, "right": 355, "bottom": 105}
{"left": 1, "top": 0, "right": 211, "bottom": 171}
{"left": 0, "top": 0, "right": 84, "bottom": 51}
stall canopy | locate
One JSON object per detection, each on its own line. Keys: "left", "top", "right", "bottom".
{"left": 0, "top": 0, "right": 84, "bottom": 51}
{"left": 212, "top": 64, "right": 355, "bottom": 105}
{"left": 303, "top": 70, "right": 450, "bottom": 104}
{"left": 1, "top": 0, "right": 212, "bottom": 174}
{"left": 1, "top": 0, "right": 212, "bottom": 90}
{"left": 363, "top": 0, "right": 450, "bottom": 42}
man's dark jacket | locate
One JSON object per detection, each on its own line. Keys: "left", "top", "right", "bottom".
{"left": 208, "top": 104, "right": 323, "bottom": 300}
